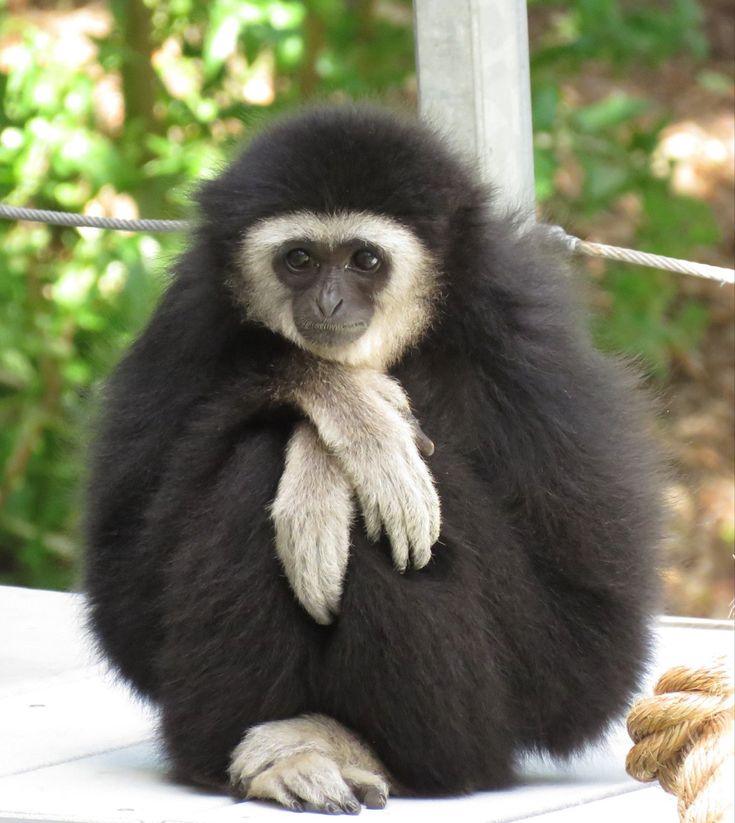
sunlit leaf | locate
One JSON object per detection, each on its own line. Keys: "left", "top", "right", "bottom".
{"left": 572, "top": 94, "right": 649, "bottom": 133}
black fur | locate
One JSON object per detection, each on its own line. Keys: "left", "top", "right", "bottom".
{"left": 85, "top": 105, "right": 661, "bottom": 796}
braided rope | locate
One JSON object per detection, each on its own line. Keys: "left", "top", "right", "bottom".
{"left": 626, "top": 658, "right": 735, "bottom": 823}
{"left": 0, "top": 203, "right": 733, "bottom": 284}
{"left": 0, "top": 204, "right": 189, "bottom": 233}
{"left": 563, "top": 234, "right": 734, "bottom": 285}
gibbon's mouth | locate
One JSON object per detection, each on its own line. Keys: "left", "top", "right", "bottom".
{"left": 299, "top": 320, "right": 367, "bottom": 332}
{"left": 296, "top": 319, "right": 369, "bottom": 345}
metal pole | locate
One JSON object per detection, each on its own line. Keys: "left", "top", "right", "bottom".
{"left": 413, "top": 0, "right": 536, "bottom": 214}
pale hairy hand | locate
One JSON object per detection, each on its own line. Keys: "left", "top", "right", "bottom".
{"left": 296, "top": 370, "right": 441, "bottom": 573}
{"left": 271, "top": 422, "right": 353, "bottom": 625}
{"left": 348, "top": 407, "right": 441, "bottom": 572}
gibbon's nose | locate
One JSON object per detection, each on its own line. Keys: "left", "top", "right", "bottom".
{"left": 315, "top": 284, "right": 343, "bottom": 318}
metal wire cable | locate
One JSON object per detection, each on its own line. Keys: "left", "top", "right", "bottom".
{"left": 0, "top": 204, "right": 189, "bottom": 233}
{"left": 555, "top": 230, "right": 734, "bottom": 285}
{"left": 1, "top": 203, "right": 733, "bottom": 285}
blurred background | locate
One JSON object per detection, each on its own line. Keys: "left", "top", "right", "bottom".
{"left": 0, "top": 0, "right": 732, "bottom": 616}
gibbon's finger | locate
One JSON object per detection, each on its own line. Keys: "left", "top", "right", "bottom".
{"left": 402, "top": 411, "right": 434, "bottom": 457}
{"left": 312, "top": 562, "right": 344, "bottom": 625}
{"left": 403, "top": 493, "right": 433, "bottom": 570}
{"left": 409, "top": 529, "right": 433, "bottom": 570}
{"left": 357, "top": 491, "right": 382, "bottom": 543}
{"left": 430, "top": 516, "right": 441, "bottom": 549}
{"left": 413, "top": 464, "right": 442, "bottom": 548}
{"left": 424, "top": 481, "right": 442, "bottom": 546}
{"left": 274, "top": 522, "right": 347, "bottom": 626}
{"left": 273, "top": 523, "right": 335, "bottom": 626}
{"left": 385, "top": 514, "right": 410, "bottom": 574}
{"left": 414, "top": 425, "right": 435, "bottom": 457}
{"left": 301, "top": 595, "right": 336, "bottom": 627}
{"left": 297, "top": 538, "right": 348, "bottom": 625}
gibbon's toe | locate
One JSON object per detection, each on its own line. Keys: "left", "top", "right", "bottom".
{"left": 342, "top": 765, "right": 390, "bottom": 809}
{"left": 229, "top": 715, "right": 392, "bottom": 813}
{"left": 244, "top": 751, "right": 362, "bottom": 814}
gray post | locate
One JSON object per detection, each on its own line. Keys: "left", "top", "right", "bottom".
{"left": 413, "top": 0, "right": 536, "bottom": 214}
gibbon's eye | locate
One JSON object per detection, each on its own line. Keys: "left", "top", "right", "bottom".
{"left": 285, "top": 248, "right": 312, "bottom": 272}
{"left": 351, "top": 249, "right": 381, "bottom": 272}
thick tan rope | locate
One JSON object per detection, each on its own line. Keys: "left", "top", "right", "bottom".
{"left": 626, "top": 658, "right": 735, "bottom": 823}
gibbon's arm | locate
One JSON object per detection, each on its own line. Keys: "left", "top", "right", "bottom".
{"left": 273, "top": 359, "right": 440, "bottom": 575}
{"left": 87, "top": 253, "right": 241, "bottom": 545}
{"left": 425, "top": 221, "right": 661, "bottom": 591}
{"left": 84, "top": 253, "right": 258, "bottom": 694}
{"left": 271, "top": 422, "right": 355, "bottom": 625}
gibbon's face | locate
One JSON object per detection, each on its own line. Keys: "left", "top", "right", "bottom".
{"left": 238, "top": 210, "right": 438, "bottom": 368}
{"left": 274, "top": 237, "right": 388, "bottom": 348}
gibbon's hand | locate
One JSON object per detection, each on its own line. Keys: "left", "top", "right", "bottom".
{"left": 294, "top": 369, "right": 441, "bottom": 574}
{"left": 271, "top": 422, "right": 353, "bottom": 625}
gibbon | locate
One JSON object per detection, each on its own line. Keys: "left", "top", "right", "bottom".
{"left": 85, "top": 105, "right": 660, "bottom": 814}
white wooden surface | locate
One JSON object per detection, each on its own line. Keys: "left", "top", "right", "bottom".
{"left": 0, "top": 585, "right": 732, "bottom": 823}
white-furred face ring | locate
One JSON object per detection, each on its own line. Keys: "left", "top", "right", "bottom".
{"left": 236, "top": 211, "right": 438, "bottom": 369}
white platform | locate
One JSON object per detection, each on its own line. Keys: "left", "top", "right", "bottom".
{"left": 1, "top": 585, "right": 732, "bottom": 823}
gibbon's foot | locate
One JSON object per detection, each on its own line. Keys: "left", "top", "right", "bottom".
{"left": 272, "top": 422, "right": 354, "bottom": 625}
{"left": 229, "top": 714, "right": 391, "bottom": 814}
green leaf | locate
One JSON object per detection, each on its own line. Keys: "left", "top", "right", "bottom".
{"left": 581, "top": 158, "right": 631, "bottom": 204}
{"left": 203, "top": 9, "right": 243, "bottom": 77}
{"left": 533, "top": 146, "right": 558, "bottom": 202}
{"left": 696, "top": 70, "right": 733, "bottom": 96}
{"left": 532, "top": 85, "right": 559, "bottom": 132}
{"left": 572, "top": 94, "right": 649, "bottom": 133}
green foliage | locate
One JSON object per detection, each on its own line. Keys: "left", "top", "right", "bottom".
{"left": 0, "top": 0, "right": 415, "bottom": 589}
{"left": 529, "top": 0, "right": 720, "bottom": 375}
{"left": 529, "top": 0, "right": 707, "bottom": 65}
{"left": 593, "top": 187, "right": 717, "bottom": 376}
{"left": 0, "top": 0, "right": 722, "bottom": 589}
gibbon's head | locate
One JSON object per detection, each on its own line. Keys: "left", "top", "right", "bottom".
{"left": 197, "top": 106, "right": 481, "bottom": 368}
